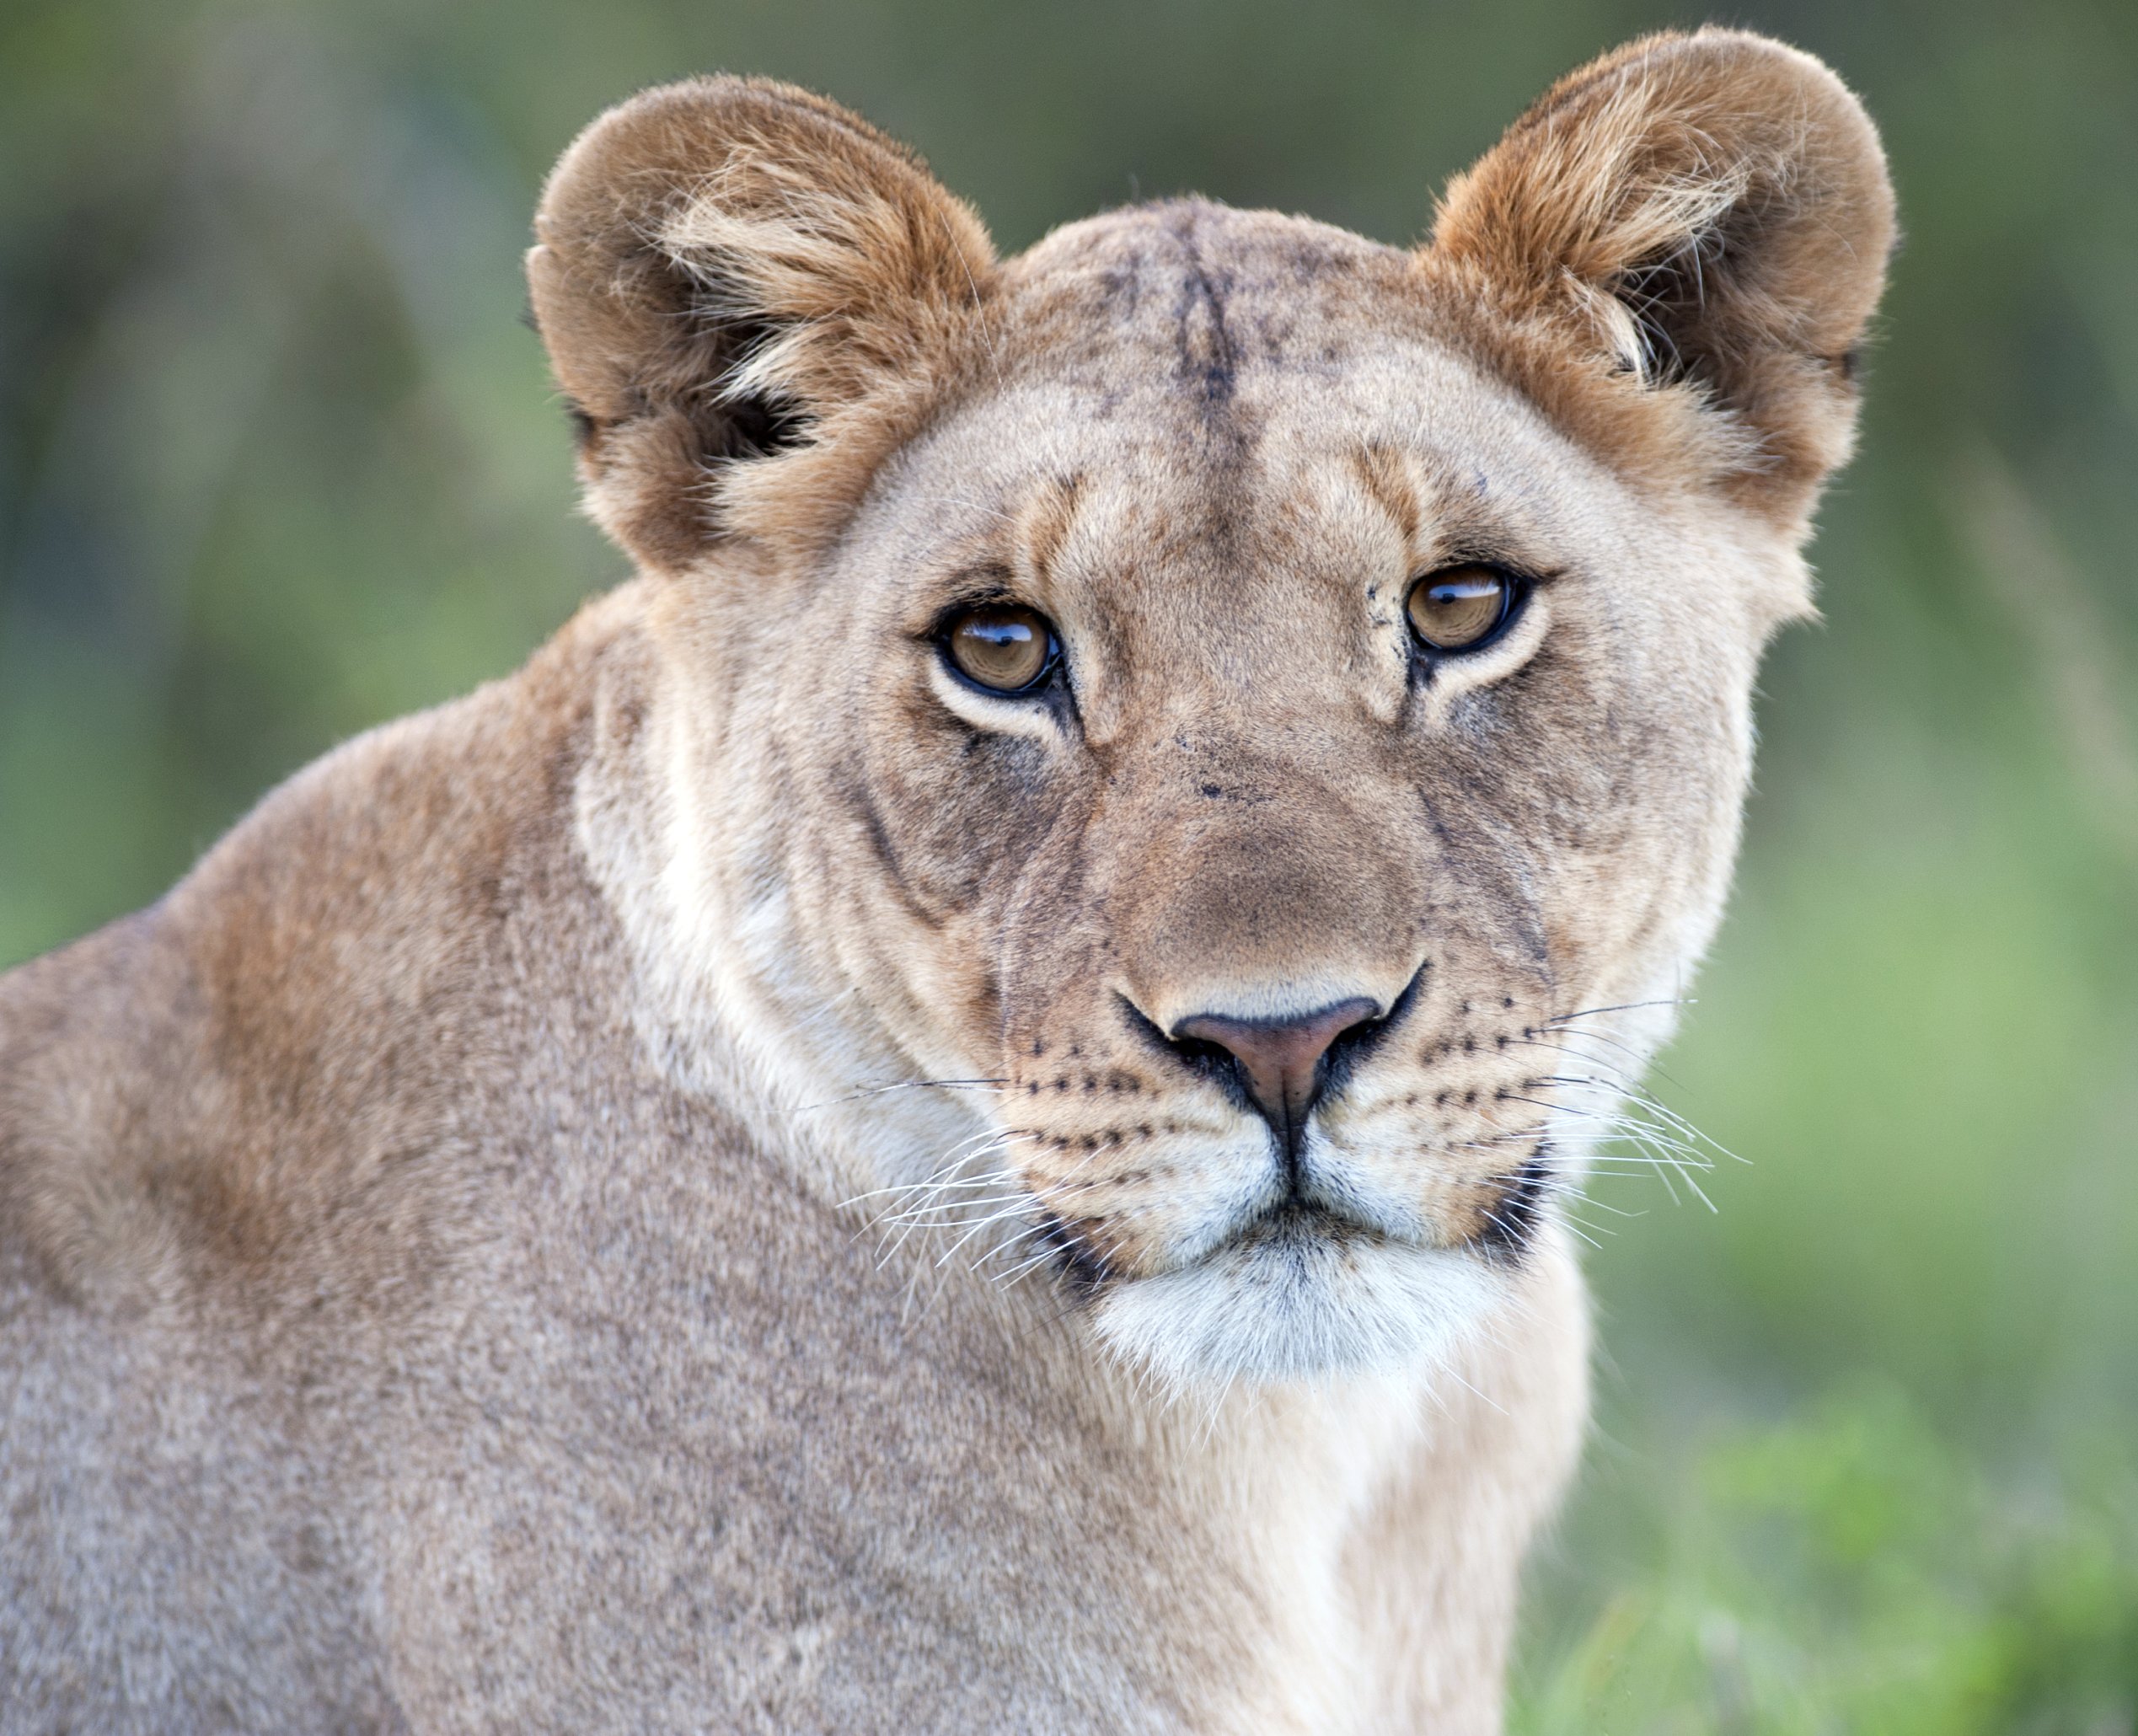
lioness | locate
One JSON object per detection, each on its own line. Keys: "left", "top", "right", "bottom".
{"left": 0, "top": 28, "right": 1891, "bottom": 1733}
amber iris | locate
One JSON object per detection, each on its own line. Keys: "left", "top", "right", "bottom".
{"left": 944, "top": 603, "right": 1054, "bottom": 693}
{"left": 1406, "top": 565, "right": 1514, "bottom": 651}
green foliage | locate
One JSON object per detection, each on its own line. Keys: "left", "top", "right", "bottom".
{"left": 3, "top": 0, "right": 2133, "bottom": 1723}
{"left": 1517, "top": 1389, "right": 2138, "bottom": 1733}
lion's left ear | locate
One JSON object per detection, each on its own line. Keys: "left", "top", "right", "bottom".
{"left": 528, "top": 77, "right": 998, "bottom": 570}
{"left": 1428, "top": 29, "right": 1895, "bottom": 528}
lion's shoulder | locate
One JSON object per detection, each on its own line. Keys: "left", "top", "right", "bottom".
{"left": 0, "top": 581, "right": 662, "bottom": 1314}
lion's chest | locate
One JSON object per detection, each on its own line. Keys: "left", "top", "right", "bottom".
{"left": 368, "top": 1101, "right": 1433, "bottom": 1733}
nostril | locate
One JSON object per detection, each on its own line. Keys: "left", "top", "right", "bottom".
{"left": 1319, "top": 1005, "right": 1391, "bottom": 1075}
{"left": 1171, "top": 997, "right": 1384, "bottom": 1132}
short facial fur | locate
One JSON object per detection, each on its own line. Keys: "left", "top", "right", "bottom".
{"left": 2, "top": 30, "right": 1892, "bottom": 1732}
{"left": 531, "top": 34, "right": 1891, "bottom": 1385}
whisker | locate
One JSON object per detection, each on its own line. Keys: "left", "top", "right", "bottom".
{"left": 1495, "top": 1096, "right": 1725, "bottom": 1209}
{"left": 788, "top": 1076, "right": 1011, "bottom": 1115}
{"left": 1544, "top": 996, "right": 1693, "bottom": 1026}
{"left": 1516, "top": 1074, "right": 1741, "bottom": 1176}
{"left": 1510, "top": 1031, "right": 1658, "bottom": 1087}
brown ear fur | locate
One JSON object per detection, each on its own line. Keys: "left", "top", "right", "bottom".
{"left": 1428, "top": 29, "right": 1895, "bottom": 527}
{"left": 528, "top": 77, "right": 998, "bottom": 569}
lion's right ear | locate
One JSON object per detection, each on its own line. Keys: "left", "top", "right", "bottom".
{"left": 528, "top": 78, "right": 998, "bottom": 570}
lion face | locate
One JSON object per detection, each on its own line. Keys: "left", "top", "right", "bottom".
{"left": 531, "top": 43, "right": 1891, "bottom": 1384}
{"left": 777, "top": 208, "right": 1777, "bottom": 1381}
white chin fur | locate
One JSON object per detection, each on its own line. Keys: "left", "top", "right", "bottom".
{"left": 1089, "top": 1223, "right": 1503, "bottom": 1391}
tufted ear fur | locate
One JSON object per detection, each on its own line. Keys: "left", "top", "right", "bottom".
{"left": 1428, "top": 29, "right": 1895, "bottom": 528}
{"left": 528, "top": 78, "right": 998, "bottom": 569}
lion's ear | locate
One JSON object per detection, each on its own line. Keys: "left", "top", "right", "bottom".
{"left": 528, "top": 78, "right": 997, "bottom": 569}
{"left": 1429, "top": 29, "right": 1895, "bottom": 526}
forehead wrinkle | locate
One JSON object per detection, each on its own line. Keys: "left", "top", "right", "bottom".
{"left": 1415, "top": 463, "right": 1571, "bottom": 573}
{"left": 1341, "top": 437, "right": 1583, "bottom": 578}
{"left": 1010, "top": 473, "right": 1081, "bottom": 592}
{"left": 1039, "top": 475, "right": 1156, "bottom": 749}
{"left": 999, "top": 202, "right": 1410, "bottom": 416}
{"left": 1348, "top": 442, "right": 1425, "bottom": 550}
{"left": 902, "top": 257, "right": 1613, "bottom": 705}
{"left": 1035, "top": 481, "right": 1274, "bottom": 745}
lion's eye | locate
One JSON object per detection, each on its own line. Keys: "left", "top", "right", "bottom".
{"left": 942, "top": 603, "right": 1057, "bottom": 694}
{"left": 1406, "top": 566, "right": 1516, "bottom": 652}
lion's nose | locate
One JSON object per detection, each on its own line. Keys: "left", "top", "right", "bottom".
{"left": 1171, "top": 997, "right": 1384, "bottom": 1144}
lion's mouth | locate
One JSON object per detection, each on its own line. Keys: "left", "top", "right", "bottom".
{"left": 1079, "top": 1192, "right": 1508, "bottom": 1386}
{"left": 1037, "top": 1194, "right": 1421, "bottom": 1300}
{"left": 1179, "top": 1167, "right": 1437, "bottom": 1267}
{"left": 1212, "top": 1198, "right": 1407, "bottom": 1260}
{"left": 1036, "top": 1146, "right": 1551, "bottom": 1306}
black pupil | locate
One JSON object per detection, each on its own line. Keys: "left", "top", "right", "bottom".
{"left": 968, "top": 618, "right": 1034, "bottom": 654}
{"left": 1429, "top": 577, "right": 1498, "bottom": 610}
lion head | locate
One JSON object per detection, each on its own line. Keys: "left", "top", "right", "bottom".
{"left": 530, "top": 31, "right": 1892, "bottom": 1388}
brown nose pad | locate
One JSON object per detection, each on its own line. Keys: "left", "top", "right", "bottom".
{"left": 1171, "top": 998, "right": 1384, "bottom": 1139}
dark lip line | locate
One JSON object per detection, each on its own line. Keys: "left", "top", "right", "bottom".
{"left": 1157, "top": 1175, "right": 1543, "bottom": 1283}
{"left": 1065, "top": 1133, "right": 1557, "bottom": 1291}
{"left": 1165, "top": 1197, "right": 1415, "bottom": 1276}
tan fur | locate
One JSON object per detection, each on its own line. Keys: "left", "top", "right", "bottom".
{"left": 0, "top": 30, "right": 1890, "bottom": 1732}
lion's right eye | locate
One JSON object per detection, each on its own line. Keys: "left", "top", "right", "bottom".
{"left": 941, "top": 603, "right": 1058, "bottom": 695}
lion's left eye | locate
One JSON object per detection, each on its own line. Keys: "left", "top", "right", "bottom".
{"left": 1406, "top": 565, "right": 1519, "bottom": 652}
{"left": 941, "top": 603, "right": 1058, "bottom": 694}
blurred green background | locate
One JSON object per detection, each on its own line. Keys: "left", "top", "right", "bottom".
{"left": 3, "top": 0, "right": 2133, "bottom": 1726}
